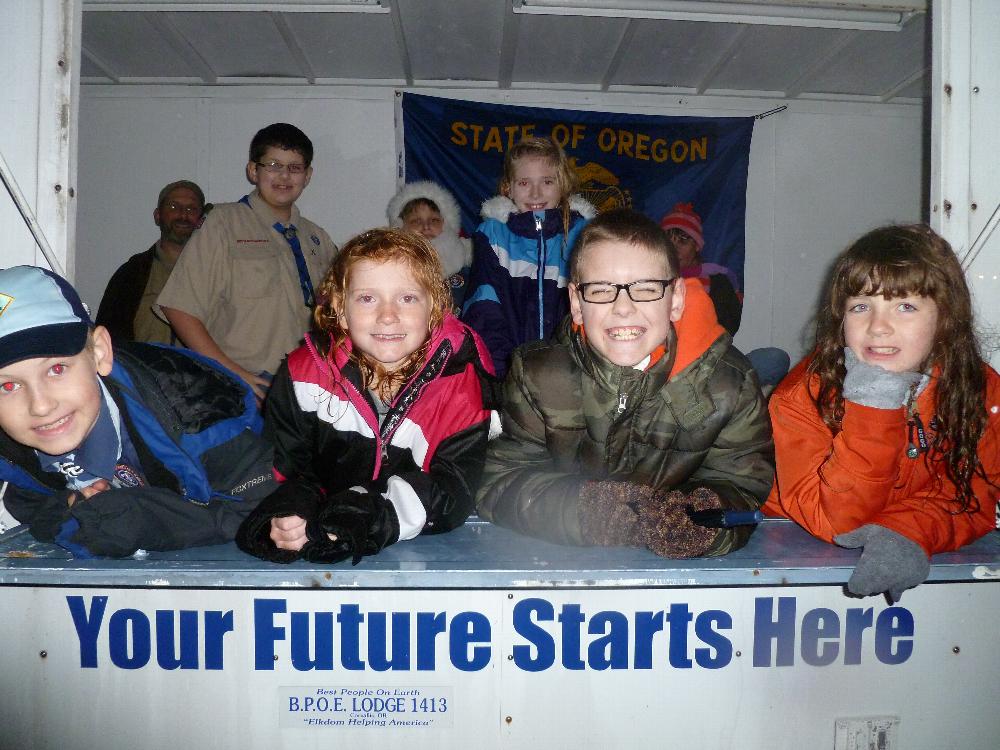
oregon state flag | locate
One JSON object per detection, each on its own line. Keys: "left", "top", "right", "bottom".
{"left": 399, "top": 93, "right": 754, "bottom": 289}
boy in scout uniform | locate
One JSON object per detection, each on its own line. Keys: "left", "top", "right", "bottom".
{"left": 158, "top": 123, "right": 337, "bottom": 399}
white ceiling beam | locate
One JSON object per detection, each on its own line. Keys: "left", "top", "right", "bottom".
{"left": 145, "top": 10, "right": 218, "bottom": 83}
{"left": 81, "top": 44, "right": 121, "bottom": 82}
{"left": 599, "top": 18, "right": 638, "bottom": 91}
{"left": 268, "top": 12, "right": 317, "bottom": 84}
{"left": 383, "top": 0, "right": 413, "bottom": 86}
{"left": 513, "top": 0, "right": 923, "bottom": 31}
{"left": 696, "top": 25, "right": 751, "bottom": 95}
{"left": 84, "top": 1, "right": 389, "bottom": 11}
{"left": 497, "top": 4, "right": 521, "bottom": 89}
{"left": 783, "top": 31, "right": 856, "bottom": 98}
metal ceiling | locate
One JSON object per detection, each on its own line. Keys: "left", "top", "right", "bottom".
{"left": 80, "top": 0, "right": 929, "bottom": 103}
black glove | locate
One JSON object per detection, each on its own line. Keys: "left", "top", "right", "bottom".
{"left": 235, "top": 480, "right": 323, "bottom": 563}
{"left": 834, "top": 524, "right": 930, "bottom": 603}
{"left": 577, "top": 480, "right": 653, "bottom": 547}
{"left": 312, "top": 489, "right": 380, "bottom": 565}
{"left": 636, "top": 486, "right": 722, "bottom": 558}
{"left": 842, "top": 348, "right": 923, "bottom": 409}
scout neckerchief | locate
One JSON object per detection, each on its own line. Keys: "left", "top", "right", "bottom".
{"left": 239, "top": 194, "right": 315, "bottom": 308}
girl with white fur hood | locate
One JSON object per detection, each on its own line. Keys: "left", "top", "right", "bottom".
{"left": 387, "top": 181, "right": 472, "bottom": 314}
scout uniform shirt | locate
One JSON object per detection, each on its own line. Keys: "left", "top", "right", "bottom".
{"left": 156, "top": 189, "right": 337, "bottom": 375}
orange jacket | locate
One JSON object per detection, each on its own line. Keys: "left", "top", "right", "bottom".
{"left": 763, "top": 356, "right": 1000, "bottom": 556}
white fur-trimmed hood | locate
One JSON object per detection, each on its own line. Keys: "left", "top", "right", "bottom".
{"left": 479, "top": 194, "right": 597, "bottom": 222}
{"left": 386, "top": 181, "right": 471, "bottom": 275}
{"left": 387, "top": 180, "right": 463, "bottom": 233}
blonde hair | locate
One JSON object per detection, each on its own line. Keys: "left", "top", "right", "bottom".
{"left": 499, "top": 137, "right": 579, "bottom": 242}
{"left": 313, "top": 228, "right": 451, "bottom": 400}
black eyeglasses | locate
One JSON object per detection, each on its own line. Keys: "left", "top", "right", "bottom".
{"left": 576, "top": 278, "right": 676, "bottom": 304}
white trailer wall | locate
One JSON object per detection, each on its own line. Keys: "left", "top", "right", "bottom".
{"left": 0, "top": 0, "right": 80, "bottom": 273}
{"left": 75, "top": 87, "right": 921, "bottom": 363}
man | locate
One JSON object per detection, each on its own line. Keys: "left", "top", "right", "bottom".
{"left": 96, "top": 180, "right": 205, "bottom": 344}
{"left": 157, "top": 123, "right": 337, "bottom": 399}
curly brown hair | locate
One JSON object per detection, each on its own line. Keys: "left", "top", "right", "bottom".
{"left": 809, "top": 223, "right": 990, "bottom": 512}
{"left": 313, "top": 227, "right": 451, "bottom": 401}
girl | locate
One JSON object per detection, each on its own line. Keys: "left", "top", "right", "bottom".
{"left": 461, "top": 137, "right": 595, "bottom": 377}
{"left": 387, "top": 181, "right": 472, "bottom": 314}
{"left": 764, "top": 224, "right": 1000, "bottom": 601}
{"left": 236, "top": 228, "right": 495, "bottom": 564}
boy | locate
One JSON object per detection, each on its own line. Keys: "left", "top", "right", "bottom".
{"left": 158, "top": 123, "right": 338, "bottom": 399}
{"left": 0, "top": 266, "right": 276, "bottom": 557}
{"left": 477, "top": 209, "right": 774, "bottom": 557}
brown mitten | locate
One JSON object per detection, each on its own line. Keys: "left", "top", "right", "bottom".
{"left": 637, "top": 486, "right": 722, "bottom": 558}
{"left": 578, "top": 480, "right": 655, "bottom": 547}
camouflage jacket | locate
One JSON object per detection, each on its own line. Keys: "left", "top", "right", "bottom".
{"left": 477, "top": 282, "right": 774, "bottom": 555}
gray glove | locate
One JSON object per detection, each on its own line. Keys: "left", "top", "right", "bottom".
{"left": 834, "top": 524, "right": 930, "bottom": 603}
{"left": 842, "top": 348, "right": 922, "bottom": 409}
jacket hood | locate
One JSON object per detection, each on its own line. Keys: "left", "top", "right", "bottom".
{"left": 387, "top": 181, "right": 471, "bottom": 275}
{"left": 387, "top": 181, "right": 463, "bottom": 233}
{"left": 479, "top": 194, "right": 597, "bottom": 223}
{"left": 670, "top": 278, "right": 727, "bottom": 378}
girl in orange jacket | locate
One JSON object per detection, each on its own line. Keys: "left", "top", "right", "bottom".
{"left": 764, "top": 224, "right": 1000, "bottom": 602}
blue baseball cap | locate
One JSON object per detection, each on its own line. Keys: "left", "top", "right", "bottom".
{"left": 0, "top": 266, "right": 93, "bottom": 369}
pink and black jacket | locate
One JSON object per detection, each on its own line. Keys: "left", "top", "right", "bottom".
{"left": 235, "top": 314, "right": 496, "bottom": 563}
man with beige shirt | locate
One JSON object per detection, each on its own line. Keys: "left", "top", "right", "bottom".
{"left": 97, "top": 180, "right": 205, "bottom": 345}
{"left": 158, "top": 123, "right": 337, "bottom": 399}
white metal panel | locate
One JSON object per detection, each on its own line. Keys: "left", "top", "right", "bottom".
{"left": 806, "top": 14, "right": 926, "bottom": 97}
{"left": 0, "top": 0, "right": 80, "bottom": 276}
{"left": 931, "top": 0, "right": 1000, "bottom": 366}
{"left": 0, "top": 583, "right": 996, "bottom": 749}
{"left": 395, "top": 0, "right": 507, "bottom": 84}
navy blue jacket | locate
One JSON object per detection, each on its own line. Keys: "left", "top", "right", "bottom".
{"left": 461, "top": 196, "right": 593, "bottom": 378}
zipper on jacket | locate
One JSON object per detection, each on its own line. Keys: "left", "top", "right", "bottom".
{"left": 536, "top": 215, "right": 545, "bottom": 339}
{"left": 617, "top": 393, "right": 628, "bottom": 414}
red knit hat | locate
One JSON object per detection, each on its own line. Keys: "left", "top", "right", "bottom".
{"left": 660, "top": 202, "right": 704, "bottom": 250}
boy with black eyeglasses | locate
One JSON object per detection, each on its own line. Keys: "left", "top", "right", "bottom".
{"left": 477, "top": 208, "right": 774, "bottom": 558}
{"left": 158, "top": 123, "right": 337, "bottom": 400}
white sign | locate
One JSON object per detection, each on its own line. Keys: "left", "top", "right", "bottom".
{"left": 1, "top": 584, "right": 997, "bottom": 749}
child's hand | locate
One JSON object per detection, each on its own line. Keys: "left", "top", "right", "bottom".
{"left": 578, "top": 480, "right": 652, "bottom": 546}
{"left": 843, "top": 348, "right": 923, "bottom": 409}
{"left": 81, "top": 479, "right": 111, "bottom": 499}
{"left": 270, "top": 515, "right": 309, "bottom": 551}
{"left": 636, "top": 486, "right": 721, "bottom": 558}
{"left": 68, "top": 479, "right": 112, "bottom": 507}
{"left": 834, "top": 524, "right": 930, "bottom": 603}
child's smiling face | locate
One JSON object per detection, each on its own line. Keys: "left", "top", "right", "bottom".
{"left": 507, "top": 155, "right": 562, "bottom": 213}
{"left": 0, "top": 328, "right": 113, "bottom": 455}
{"left": 339, "top": 259, "right": 433, "bottom": 372}
{"left": 843, "top": 293, "right": 938, "bottom": 373}
{"left": 569, "top": 240, "right": 685, "bottom": 367}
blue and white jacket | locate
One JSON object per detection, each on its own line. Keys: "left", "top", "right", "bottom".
{"left": 0, "top": 342, "right": 277, "bottom": 557}
{"left": 461, "top": 195, "right": 595, "bottom": 378}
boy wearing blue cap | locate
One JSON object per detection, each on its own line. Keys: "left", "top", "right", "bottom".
{"left": 0, "top": 266, "right": 276, "bottom": 557}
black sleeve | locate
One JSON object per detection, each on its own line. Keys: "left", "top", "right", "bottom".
{"left": 53, "top": 419, "right": 276, "bottom": 558}
{"left": 3, "top": 484, "right": 75, "bottom": 541}
{"left": 263, "top": 360, "right": 322, "bottom": 485}
{"left": 96, "top": 261, "right": 141, "bottom": 342}
{"left": 708, "top": 274, "right": 743, "bottom": 337}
